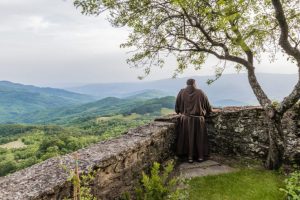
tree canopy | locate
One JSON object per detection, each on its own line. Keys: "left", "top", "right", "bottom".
{"left": 74, "top": 0, "right": 300, "bottom": 111}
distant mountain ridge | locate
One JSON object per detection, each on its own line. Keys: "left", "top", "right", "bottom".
{"left": 67, "top": 73, "right": 298, "bottom": 105}
{"left": 0, "top": 81, "right": 95, "bottom": 123}
{"left": 0, "top": 81, "right": 174, "bottom": 124}
{"left": 124, "top": 89, "right": 169, "bottom": 100}
{"left": 0, "top": 81, "right": 93, "bottom": 101}
{"left": 0, "top": 73, "right": 298, "bottom": 124}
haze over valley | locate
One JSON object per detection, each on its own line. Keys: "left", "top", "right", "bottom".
{"left": 0, "top": 73, "right": 297, "bottom": 124}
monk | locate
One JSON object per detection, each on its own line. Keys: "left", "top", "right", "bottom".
{"left": 175, "top": 79, "right": 212, "bottom": 163}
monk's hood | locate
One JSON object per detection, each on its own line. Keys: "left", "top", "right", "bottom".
{"left": 185, "top": 85, "right": 196, "bottom": 95}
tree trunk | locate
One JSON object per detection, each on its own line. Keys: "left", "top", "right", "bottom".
{"left": 264, "top": 112, "right": 285, "bottom": 170}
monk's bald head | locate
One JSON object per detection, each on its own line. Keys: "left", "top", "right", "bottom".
{"left": 186, "top": 79, "right": 196, "bottom": 86}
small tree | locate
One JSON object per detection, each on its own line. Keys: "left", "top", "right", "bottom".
{"left": 64, "top": 153, "right": 97, "bottom": 200}
{"left": 74, "top": 0, "right": 300, "bottom": 170}
{"left": 122, "top": 161, "right": 187, "bottom": 200}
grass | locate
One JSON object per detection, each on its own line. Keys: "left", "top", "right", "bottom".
{"left": 0, "top": 139, "right": 27, "bottom": 149}
{"left": 160, "top": 108, "right": 175, "bottom": 115}
{"left": 188, "top": 169, "right": 285, "bottom": 200}
{"left": 96, "top": 113, "right": 142, "bottom": 122}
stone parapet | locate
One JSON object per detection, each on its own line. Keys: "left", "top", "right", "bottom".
{"left": 1, "top": 106, "right": 300, "bottom": 200}
{"left": 0, "top": 122, "right": 176, "bottom": 200}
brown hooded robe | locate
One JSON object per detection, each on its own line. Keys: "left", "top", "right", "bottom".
{"left": 175, "top": 85, "right": 212, "bottom": 159}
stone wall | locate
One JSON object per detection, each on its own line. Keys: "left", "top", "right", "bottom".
{"left": 1, "top": 106, "right": 300, "bottom": 200}
{"left": 206, "top": 106, "right": 300, "bottom": 164}
{"left": 156, "top": 106, "right": 300, "bottom": 163}
{"left": 0, "top": 122, "right": 176, "bottom": 200}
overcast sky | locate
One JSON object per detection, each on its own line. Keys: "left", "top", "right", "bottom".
{"left": 0, "top": 0, "right": 298, "bottom": 87}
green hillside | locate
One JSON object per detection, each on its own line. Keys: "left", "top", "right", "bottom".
{"left": 18, "top": 96, "right": 176, "bottom": 124}
{"left": 0, "top": 81, "right": 95, "bottom": 123}
{"left": 124, "top": 89, "right": 170, "bottom": 100}
{"left": 124, "top": 96, "right": 175, "bottom": 115}
{"left": 0, "top": 100, "right": 173, "bottom": 176}
{"left": 0, "top": 115, "right": 150, "bottom": 176}
{"left": 0, "top": 84, "right": 176, "bottom": 176}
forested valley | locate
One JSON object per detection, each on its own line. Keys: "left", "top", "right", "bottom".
{"left": 0, "top": 84, "right": 175, "bottom": 176}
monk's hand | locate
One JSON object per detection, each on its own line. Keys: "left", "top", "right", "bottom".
{"left": 212, "top": 108, "right": 222, "bottom": 112}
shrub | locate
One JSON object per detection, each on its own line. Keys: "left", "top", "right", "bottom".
{"left": 64, "top": 159, "right": 186, "bottom": 200}
{"left": 280, "top": 171, "right": 300, "bottom": 200}
{"left": 123, "top": 160, "right": 187, "bottom": 200}
{"left": 64, "top": 154, "right": 97, "bottom": 200}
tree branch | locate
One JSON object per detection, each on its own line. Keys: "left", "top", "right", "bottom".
{"left": 272, "top": 0, "right": 300, "bottom": 114}
{"left": 272, "top": 0, "right": 300, "bottom": 62}
{"left": 228, "top": 21, "right": 271, "bottom": 107}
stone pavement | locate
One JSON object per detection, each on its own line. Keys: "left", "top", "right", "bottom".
{"left": 177, "top": 160, "right": 237, "bottom": 179}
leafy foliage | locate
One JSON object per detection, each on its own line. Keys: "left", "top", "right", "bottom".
{"left": 74, "top": 0, "right": 299, "bottom": 78}
{"left": 0, "top": 126, "right": 99, "bottom": 176}
{"left": 73, "top": 0, "right": 300, "bottom": 109}
{"left": 280, "top": 171, "right": 300, "bottom": 200}
{"left": 64, "top": 155, "right": 97, "bottom": 200}
{"left": 122, "top": 161, "right": 187, "bottom": 200}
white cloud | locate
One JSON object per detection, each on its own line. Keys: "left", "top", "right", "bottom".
{"left": 24, "top": 16, "right": 53, "bottom": 32}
